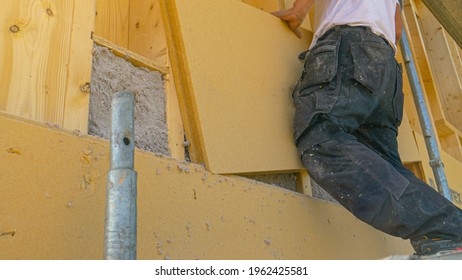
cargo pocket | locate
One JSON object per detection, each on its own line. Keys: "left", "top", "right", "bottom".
{"left": 293, "top": 40, "right": 340, "bottom": 142}
{"left": 299, "top": 40, "right": 339, "bottom": 92}
{"left": 393, "top": 63, "right": 404, "bottom": 127}
{"left": 351, "top": 42, "right": 391, "bottom": 94}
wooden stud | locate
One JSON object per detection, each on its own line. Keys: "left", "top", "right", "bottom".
{"left": 63, "top": 0, "right": 96, "bottom": 133}
{"left": 404, "top": 162, "right": 426, "bottom": 181}
{"left": 296, "top": 170, "right": 313, "bottom": 197}
{"left": 160, "top": 0, "right": 206, "bottom": 165}
{"left": 435, "top": 118, "right": 462, "bottom": 161}
{"left": 440, "top": 132, "right": 462, "bottom": 161}
{"left": 164, "top": 69, "right": 186, "bottom": 161}
{"left": 1, "top": 0, "right": 73, "bottom": 126}
{"left": 447, "top": 39, "right": 462, "bottom": 86}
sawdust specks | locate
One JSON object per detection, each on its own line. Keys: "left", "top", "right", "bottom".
{"left": 6, "top": 148, "right": 22, "bottom": 155}
{"left": 157, "top": 241, "right": 163, "bottom": 255}
{"left": 0, "top": 231, "right": 16, "bottom": 237}
{"left": 202, "top": 172, "right": 209, "bottom": 182}
{"left": 177, "top": 163, "right": 190, "bottom": 173}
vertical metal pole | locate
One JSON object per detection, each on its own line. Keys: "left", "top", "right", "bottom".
{"left": 104, "top": 92, "right": 137, "bottom": 259}
{"left": 398, "top": 3, "right": 452, "bottom": 201}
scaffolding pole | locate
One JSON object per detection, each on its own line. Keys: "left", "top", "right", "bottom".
{"left": 104, "top": 92, "right": 138, "bottom": 260}
{"left": 398, "top": 3, "right": 453, "bottom": 201}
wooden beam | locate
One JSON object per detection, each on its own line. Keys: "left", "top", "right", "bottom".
{"left": 398, "top": 5, "right": 438, "bottom": 133}
{"left": 417, "top": 1, "right": 462, "bottom": 131}
{"left": 93, "top": 34, "right": 168, "bottom": 74}
{"left": 421, "top": 0, "right": 462, "bottom": 49}
{"left": 440, "top": 132, "right": 462, "bottom": 162}
{"left": 63, "top": 0, "right": 96, "bottom": 133}
{"left": 160, "top": 0, "right": 206, "bottom": 165}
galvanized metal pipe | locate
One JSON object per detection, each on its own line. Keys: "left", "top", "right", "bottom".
{"left": 398, "top": 9, "right": 453, "bottom": 201}
{"left": 104, "top": 92, "right": 138, "bottom": 260}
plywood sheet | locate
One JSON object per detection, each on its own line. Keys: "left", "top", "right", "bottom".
{"left": 166, "top": 0, "right": 312, "bottom": 174}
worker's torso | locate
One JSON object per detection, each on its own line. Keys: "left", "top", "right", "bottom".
{"left": 311, "top": 0, "right": 398, "bottom": 50}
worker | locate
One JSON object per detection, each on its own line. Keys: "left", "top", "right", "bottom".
{"left": 273, "top": 0, "right": 462, "bottom": 255}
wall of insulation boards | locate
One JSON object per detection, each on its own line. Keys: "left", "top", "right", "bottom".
{"left": 0, "top": 0, "right": 95, "bottom": 133}
{"left": 1, "top": 0, "right": 462, "bottom": 260}
{"left": 0, "top": 112, "right": 413, "bottom": 259}
{"left": 2, "top": 0, "right": 462, "bottom": 200}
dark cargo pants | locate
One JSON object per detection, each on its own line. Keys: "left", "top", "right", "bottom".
{"left": 292, "top": 26, "right": 462, "bottom": 242}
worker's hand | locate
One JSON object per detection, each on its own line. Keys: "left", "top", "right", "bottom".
{"left": 272, "top": 8, "right": 304, "bottom": 38}
{"left": 272, "top": 0, "right": 313, "bottom": 38}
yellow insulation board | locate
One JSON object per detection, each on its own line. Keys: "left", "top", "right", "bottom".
{"left": 164, "top": 0, "right": 312, "bottom": 173}
{"left": 164, "top": 0, "right": 420, "bottom": 174}
{"left": 0, "top": 112, "right": 412, "bottom": 259}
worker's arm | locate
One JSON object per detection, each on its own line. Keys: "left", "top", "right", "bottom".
{"left": 395, "top": 2, "right": 403, "bottom": 42}
{"left": 272, "top": 0, "right": 315, "bottom": 38}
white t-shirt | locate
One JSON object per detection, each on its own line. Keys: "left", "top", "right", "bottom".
{"left": 311, "top": 0, "right": 399, "bottom": 51}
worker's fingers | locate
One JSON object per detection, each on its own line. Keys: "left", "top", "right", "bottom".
{"left": 292, "top": 27, "right": 302, "bottom": 39}
{"left": 271, "top": 9, "right": 288, "bottom": 18}
{"left": 271, "top": 9, "right": 297, "bottom": 22}
{"left": 271, "top": 9, "right": 303, "bottom": 38}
